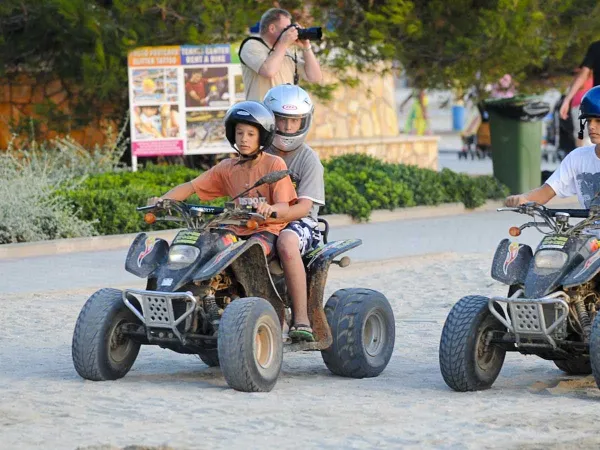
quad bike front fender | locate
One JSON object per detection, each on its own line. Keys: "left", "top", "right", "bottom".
{"left": 491, "top": 239, "right": 532, "bottom": 286}
{"left": 125, "top": 233, "right": 169, "bottom": 278}
{"left": 563, "top": 248, "right": 600, "bottom": 288}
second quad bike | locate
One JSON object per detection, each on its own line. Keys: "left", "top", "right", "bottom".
{"left": 440, "top": 202, "right": 600, "bottom": 391}
{"left": 72, "top": 170, "right": 396, "bottom": 392}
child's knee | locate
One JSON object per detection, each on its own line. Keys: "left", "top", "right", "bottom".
{"left": 277, "top": 232, "right": 301, "bottom": 261}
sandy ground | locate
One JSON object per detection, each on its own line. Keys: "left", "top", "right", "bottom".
{"left": 2, "top": 252, "right": 600, "bottom": 450}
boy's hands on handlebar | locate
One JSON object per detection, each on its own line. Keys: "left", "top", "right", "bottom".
{"left": 505, "top": 194, "right": 529, "bottom": 207}
{"left": 147, "top": 197, "right": 162, "bottom": 207}
{"left": 255, "top": 202, "right": 276, "bottom": 219}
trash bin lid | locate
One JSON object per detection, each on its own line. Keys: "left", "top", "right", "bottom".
{"left": 484, "top": 96, "right": 550, "bottom": 121}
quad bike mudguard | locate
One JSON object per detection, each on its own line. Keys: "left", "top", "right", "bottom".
{"left": 491, "top": 238, "right": 532, "bottom": 286}
{"left": 304, "top": 238, "right": 362, "bottom": 346}
{"left": 125, "top": 233, "right": 169, "bottom": 278}
{"left": 562, "top": 240, "right": 600, "bottom": 288}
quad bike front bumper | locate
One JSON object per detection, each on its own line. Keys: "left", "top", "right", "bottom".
{"left": 123, "top": 289, "right": 197, "bottom": 343}
{"left": 489, "top": 289, "right": 569, "bottom": 349}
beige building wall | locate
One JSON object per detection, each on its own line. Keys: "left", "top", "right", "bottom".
{"left": 0, "top": 68, "right": 438, "bottom": 170}
{"left": 306, "top": 67, "right": 438, "bottom": 170}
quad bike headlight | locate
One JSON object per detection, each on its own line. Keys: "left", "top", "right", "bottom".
{"left": 534, "top": 250, "right": 568, "bottom": 269}
{"left": 168, "top": 245, "right": 200, "bottom": 266}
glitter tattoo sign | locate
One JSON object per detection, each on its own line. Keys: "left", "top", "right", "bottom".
{"left": 127, "top": 44, "right": 246, "bottom": 158}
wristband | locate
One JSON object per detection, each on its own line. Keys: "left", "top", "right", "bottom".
{"left": 302, "top": 45, "right": 313, "bottom": 52}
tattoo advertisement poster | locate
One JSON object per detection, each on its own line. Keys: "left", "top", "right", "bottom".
{"left": 128, "top": 44, "right": 243, "bottom": 167}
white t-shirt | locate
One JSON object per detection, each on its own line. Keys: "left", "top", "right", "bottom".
{"left": 546, "top": 145, "right": 600, "bottom": 207}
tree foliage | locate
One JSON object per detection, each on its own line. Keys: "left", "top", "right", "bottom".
{"left": 311, "top": 0, "right": 600, "bottom": 95}
{"left": 1, "top": 0, "right": 600, "bottom": 123}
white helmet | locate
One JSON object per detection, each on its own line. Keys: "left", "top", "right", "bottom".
{"left": 263, "top": 84, "right": 314, "bottom": 151}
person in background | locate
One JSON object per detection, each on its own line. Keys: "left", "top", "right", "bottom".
{"left": 570, "top": 67, "right": 594, "bottom": 147}
{"left": 401, "top": 89, "right": 430, "bottom": 135}
{"left": 560, "top": 40, "right": 600, "bottom": 120}
{"left": 239, "top": 8, "right": 322, "bottom": 101}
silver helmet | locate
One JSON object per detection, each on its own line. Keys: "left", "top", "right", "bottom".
{"left": 263, "top": 84, "right": 314, "bottom": 151}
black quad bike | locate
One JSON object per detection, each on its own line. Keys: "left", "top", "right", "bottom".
{"left": 440, "top": 202, "right": 600, "bottom": 391}
{"left": 72, "top": 170, "right": 395, "bottom": 392}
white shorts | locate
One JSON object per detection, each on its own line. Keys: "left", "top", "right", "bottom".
{"left": 280, "top": 219, "right": 321, "bottom": 256}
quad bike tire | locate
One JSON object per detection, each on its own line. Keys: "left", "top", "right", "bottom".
{"left": 553, "top": 357, "right": 591, "bottom": 375}
{"left": 321, "top": 288, "right": 395, "bottom": 378}
{"left": 588, "top": 313, "right": 600, "bottom": 388}
{"left": 198, "top": 350, "right": 220, "bottom": 367}
{"left": 72, "top": 288, "right": 141, "bottom": 381}
{"left": 218, "top": 297, "right": 283, "bottom": 392}
{"left": 439, "top": 295, "right": 506, "bottom": 392}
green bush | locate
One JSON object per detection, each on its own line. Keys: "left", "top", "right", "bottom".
{"left": 321, "top": 172, "right": 372, "bottom": 220}
{"left": 51, "top": 155, "right": 509, "bottom": 237}
{"left": 324, "top": 155, "right": 509, "bottom": 214}
{"left": 61, "top": 164, "right": 226, "bottom": 235}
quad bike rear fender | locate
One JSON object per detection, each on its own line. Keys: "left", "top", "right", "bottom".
{"left": 304, "top": 239, "right": 362, "bottom": 347}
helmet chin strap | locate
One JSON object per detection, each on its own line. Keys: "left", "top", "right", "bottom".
{"left": 579, "top": 119, "right": 587, "bottom": 140}
{"left": 233, "top": 145, "right": 263, "bottom": 164}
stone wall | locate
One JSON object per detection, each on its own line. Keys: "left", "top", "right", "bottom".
{"left": 306, "top": 67, "right": 438, "bottom": 170}
{"left": 311, "top": 135, "right": 439, "bottom": 169}
{"left": 0, "top": 68, "right": 438, "bottom": 170}
{"left": 0, "top": 74, "right": 114, "bottom": 149}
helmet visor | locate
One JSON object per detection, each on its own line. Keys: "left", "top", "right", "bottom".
{"left": 274, "top": 112, "right": 310, "bottom": 137}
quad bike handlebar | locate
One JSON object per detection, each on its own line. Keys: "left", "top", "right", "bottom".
{"left": 137, "top": 199, "right": 276, "bottom": 231}
{"left": 497, "top": 202, "right": 600, "bottom": 236}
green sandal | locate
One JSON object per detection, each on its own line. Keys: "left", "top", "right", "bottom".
{"left": 290, "top": 324, "right": 314, "bottom": 342}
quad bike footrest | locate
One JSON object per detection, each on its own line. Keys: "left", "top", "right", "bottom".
{"left": 122, "top": 289, "right": 197, "bottom": 342}
{"left": 489, "top": 290, "right": 569, "bottom": 349}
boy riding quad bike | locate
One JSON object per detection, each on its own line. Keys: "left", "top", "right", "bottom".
{"left": 439, "top": 202, "right": 600, "bottom": 391}
{"left": 71, "top": 102, "right": 395, "bottom": 393}
{"left": 439, "top": 86, "right": 600, "bottom": 391}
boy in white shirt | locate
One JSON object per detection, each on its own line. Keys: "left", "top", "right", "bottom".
{"left": 506, "top": 86, "right": 600, "bottom": 208}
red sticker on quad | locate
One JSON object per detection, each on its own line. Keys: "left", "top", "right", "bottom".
{"left": 137, "top": 237, "right": 157, "bottom": 268}
{"left": 502, "top": 241, "right": 520, "bottom": 275}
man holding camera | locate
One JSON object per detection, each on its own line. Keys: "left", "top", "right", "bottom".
{"left": 239, "top": 8, "right": 322, "bottom": 101}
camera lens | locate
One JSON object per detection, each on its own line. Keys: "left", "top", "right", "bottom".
{"left": 297, "top": 27, "right": 322, "bottom": 41}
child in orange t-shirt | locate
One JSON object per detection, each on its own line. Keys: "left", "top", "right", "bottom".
{"left": 151, "top": 101, "right": 297, "bottom": 255}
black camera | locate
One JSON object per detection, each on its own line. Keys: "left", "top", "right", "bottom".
{"left": 296, "top": 26, "right": 322, "bottom": 41}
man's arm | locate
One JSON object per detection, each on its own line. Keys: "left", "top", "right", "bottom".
{"left": 560, "top": 67, "right": 591, "bottom": 120}
{"left": 274, "top": 198, "right": 313, "bottom": 223}
{"left": 258, "top": 44, "right": 290, "bottom": 78}
{"left": 300, "top": 47, "right": 322, "bottom": 83}
{"left": 505, "top": 184, "right": 556, "bottom": 207}
{"left": 257, "top": 28, "right": 298, "bottom": 78}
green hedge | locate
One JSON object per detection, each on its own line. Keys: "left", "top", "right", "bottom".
{"left": 60, "top": 164, "right": 225, "bottom": 235}
{"left": 320, "top": 154, "right": 509, "bottom": 219}
{"left": 59, "top": 155, "right": 509, "bottom": 235}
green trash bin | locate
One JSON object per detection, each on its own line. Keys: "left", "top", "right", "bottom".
{"left": 484, "top": 96, "right": 550, "bottom": 194}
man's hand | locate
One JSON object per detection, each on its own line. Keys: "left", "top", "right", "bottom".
{"left": 294, "top": 23, "right": 311, "bottom": 49}
{"left": 559, "top": 97, "right": 571, "bottom": 121}
{"left": 505, "top": 194, "right": 528, "bottom": 207}
{"left": 256, "top": 202, "right": 275, "bottom": 219}
{"left": 278, "top": 25, "right": 299, "bottom": 48}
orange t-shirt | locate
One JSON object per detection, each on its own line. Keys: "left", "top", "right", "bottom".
{"left": 191, "top": 153, "right": 297, "bottom": 236}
